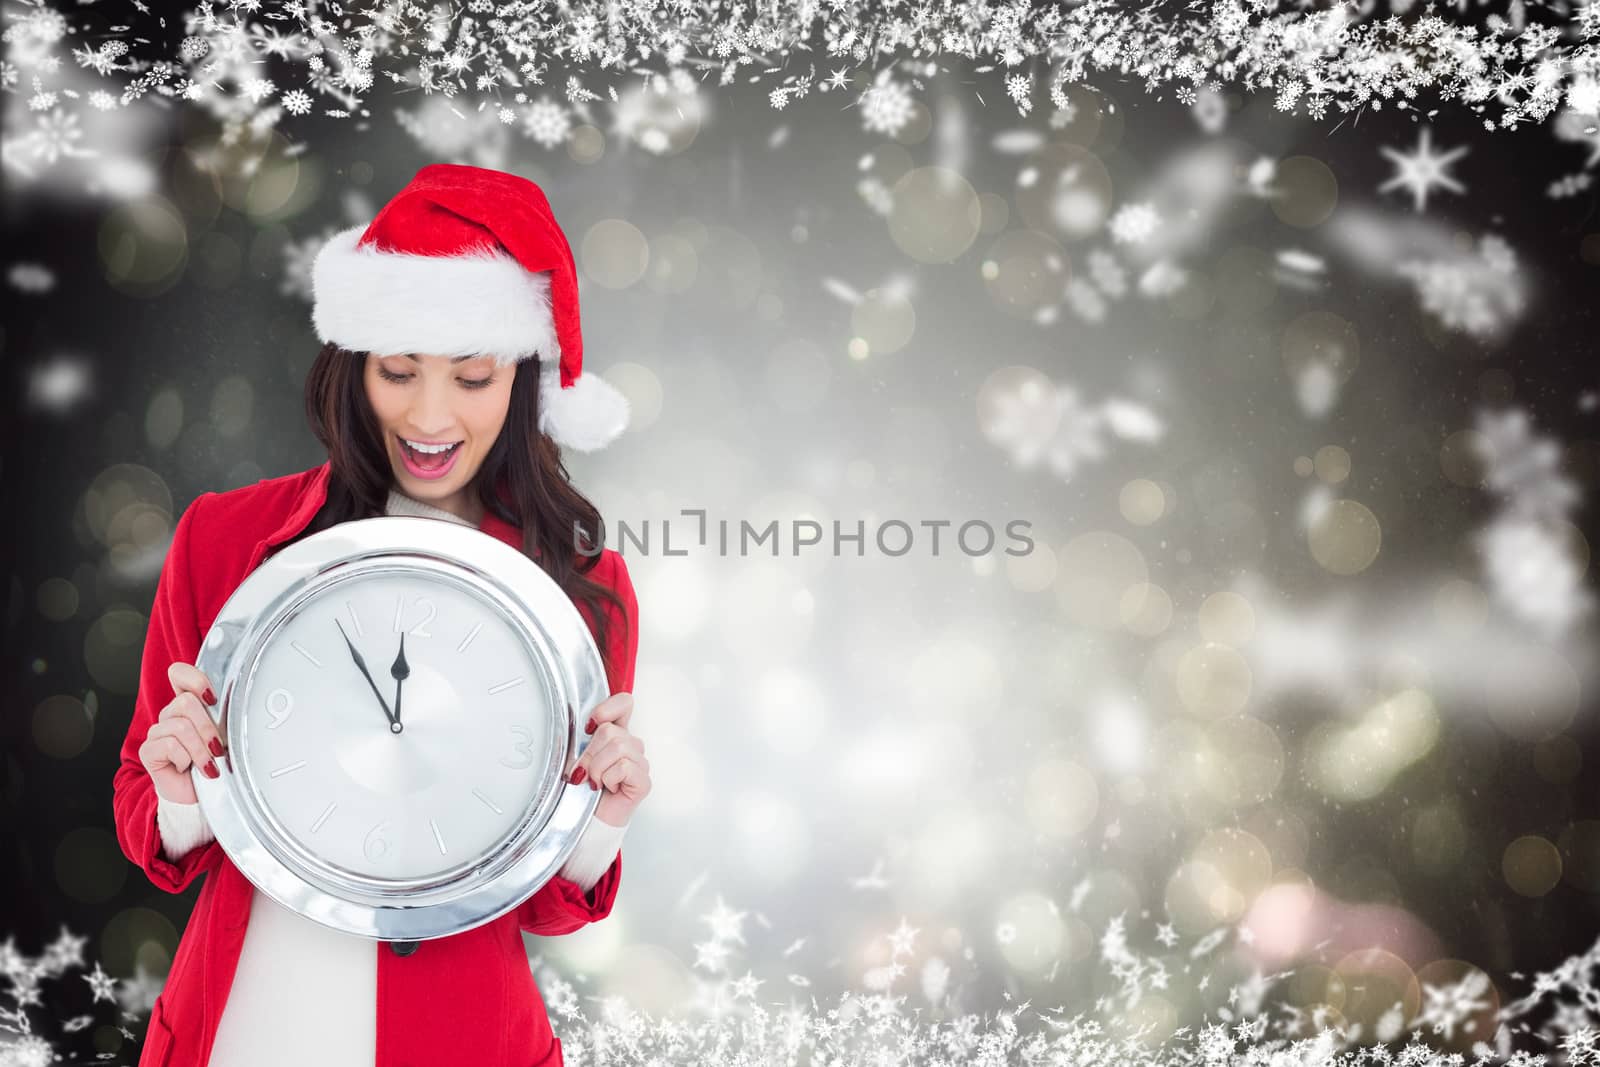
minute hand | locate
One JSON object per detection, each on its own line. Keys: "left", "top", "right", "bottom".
{"left": 335, "top": 619, "right": 398, "bottom": 730}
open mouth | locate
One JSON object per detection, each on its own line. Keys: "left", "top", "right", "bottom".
{"left": 398, "top": 436, "right": 463, "bottom": 475}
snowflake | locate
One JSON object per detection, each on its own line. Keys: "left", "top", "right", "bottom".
{"left": 886, "top": 917, "right": 919, "bottom": 957}
{"left": 240, "top": 76, "right": 277, "bottom": 103}
{"left": 1477, "top": 515, "right": 1593, "bottom": 639}
{"left": 5, "top": 1035, "right": 52, "bottom": 1067}
{"left": 522, "top": 97, "right": 571, "bottom": 149}
{"left": 858, "top": 76, "right": 914, "bottom": 136}
{"left": 1569, "top": 75, "right": 1600, "bottom": 115}
{"left": 22, "top": 108, "right": 97, "bottom": 166}
{"left": 1065, "top": 276, "right": 1107, "bottom": 322}
{"left": 1395, "top": 233, "right": 1523, "bottom": 337}
{"left": 42, "top": 926, "right": 86, "bottom": 975}
{"left": 1379, "top": 126, "right": 1469, "bottom": 212}
{"left": 74, "top": 41, "right": 127, "bottom": 77}
{"left": 1086, "top": 247, "right": 1126, "bottom": 297}
{"left": 1562, "top": 1027, "right": 1600, "bottom": 1066}
{"left": 1417, "top": 969, "right": 1493, "bottom": 1041}
{"left": 1109, "top": 202, "right": 1161, "bottom": 245}
{"left": 281, "top": 89, "right": 313, "bottom": 115}
{"left": 1139, "top": 259, "right": 1187, "bottom": 297}
{"left": 856, "top": 176, "right": 893, "bottom": 215}
{"left": 1006, "top": 72, "right": 1032, "bottom": 115}
{"left": 84, "top": 961, "right": 118, "bottom": 1003}
{"left": 279, "top": 227, "right": 334, "bottom": 300}
{"left": 1473, "top": 408, "right": 1580, "bottom": 522}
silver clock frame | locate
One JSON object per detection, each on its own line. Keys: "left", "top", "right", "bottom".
{"left": 192, "top": 515, "right": 608, "bottom": 943}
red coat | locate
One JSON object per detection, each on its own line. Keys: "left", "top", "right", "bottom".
{"left": 112, "top": 461, "right": 637, "bottom": 1067}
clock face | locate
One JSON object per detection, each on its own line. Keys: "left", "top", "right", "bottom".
{"left": 236, "top": 570, "right": 555, "bottom": 883}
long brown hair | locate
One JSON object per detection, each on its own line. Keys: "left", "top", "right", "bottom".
{"left": 293, "top": 341, "right": 627, "bottom": 666}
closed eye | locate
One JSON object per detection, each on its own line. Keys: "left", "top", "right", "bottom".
{"left": 377, "top": 368, "right": 494, "bottom": 389}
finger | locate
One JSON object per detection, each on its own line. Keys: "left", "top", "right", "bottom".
{"left": 610, "top": 691, "right": 634, "bottom": 732}
{"left": 585, "top": 691, "right": 634, "bottom": 735}
{"left": 139, "top": 726, "right": 178, "bottom": 771}
{"left": 576, "top": 723, "right": 629, "bottom": 771}
{"left": 579, "top": 731, "right": 641, "bottom": 783}
{"left": 163, "top": 736, "right": 192, "bottom": 773}
{"left": 168, "top": 661, "right": 217, "bottom": 706}
{"left": 600, "top": 755, "right": 643, "bottom": 794}
{"left": 144, "top": 719, "right": 181, "bottom": 755}
{"left": 142, "top": 733, "right": 191, "bottom": 774}
{"left": 161, "top": 690, "right": 226, "bottom": 758}
{"left": 163, "top": 714, "right": 218, "bottom": 775}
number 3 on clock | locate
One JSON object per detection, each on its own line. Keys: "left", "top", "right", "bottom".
{"left": 500, "top": 724, "right": 535, "bottom": 770}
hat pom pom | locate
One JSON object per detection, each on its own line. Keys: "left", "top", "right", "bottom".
{"left": 538, "top": 367, "right": 630, "bottom": 452}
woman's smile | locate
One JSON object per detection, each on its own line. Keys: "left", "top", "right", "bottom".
{"left": 396, "top": 434, "right": 464, "bottom": 479}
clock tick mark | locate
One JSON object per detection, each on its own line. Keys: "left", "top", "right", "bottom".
{"left": 429, "top": 818, "right": 447, "bottom": 855}
{"left": 488, "top": 677, "right": 525, "bottom": 695}
{"left": 471, "top": 789, "right": 503, "bottom": 815}
{"left": 457, "top": 621, "right": 483, "bottom": 654}
{"left": 269, "top": 760, "right": 308, "bottom": 778}
{"left": 310, "top": 801, "right": 337, "bottom": 833}
{"left": 346, "top": 601, "right": 364, "bottom": 638}
{"left": 291, "top": 641, "right": 323, "bottom": 668}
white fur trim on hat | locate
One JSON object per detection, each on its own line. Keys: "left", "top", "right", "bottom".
{"left": 537, "top": 360, "right": 631, "bottom": 453}
{"left": 311, "top": 225, "right": 558, "bottom": 365}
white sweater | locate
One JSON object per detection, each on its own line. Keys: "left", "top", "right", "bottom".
{"left": 154, "top": 487, "right": 627, "bottom": 1067}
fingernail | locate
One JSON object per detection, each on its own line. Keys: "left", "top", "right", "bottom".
{"left": 585, "top": 719, "right": 597, "bottom": 734}
{"left": 569, "top": 766, "right": 586, "bottom": 785}
{"left": 203, "top": 760, "right": 219, "bottom": 779}
{"left": 203, "top": 688, "right": 217, "bottom": 706}
{"left": 589, "top": 778, "right": 598, "bottom": 791}
{"left": 209, "top": 737, "right": 225, "bottom": 757}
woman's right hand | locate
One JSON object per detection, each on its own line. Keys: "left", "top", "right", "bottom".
{"left": 138, "top": 662, "right": 226, "bottom": 805}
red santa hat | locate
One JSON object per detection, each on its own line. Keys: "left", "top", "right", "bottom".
{"left": 310, "top": 163, "right": 629, "bottom": 452}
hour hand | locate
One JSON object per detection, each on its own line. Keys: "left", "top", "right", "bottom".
{"left": 335, "top": 619, "right": 397, "bottom": 729}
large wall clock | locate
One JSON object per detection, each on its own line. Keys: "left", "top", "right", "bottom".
{"left": 191, "top": 515, "right": 607, "bottom": 945}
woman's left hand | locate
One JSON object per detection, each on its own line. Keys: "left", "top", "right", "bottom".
{"left": 572, "top": 692, "right": 650, "bottom": 827}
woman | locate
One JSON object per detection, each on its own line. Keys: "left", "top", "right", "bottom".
{"left": 111, "top": 163, "right": 649, "bottom": 1067}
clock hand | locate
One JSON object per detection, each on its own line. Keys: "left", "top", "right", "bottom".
{"left": 390, "top": 632, "right": 410, "bottom": 728}
{"left": 334, "top": 618, "right": 399, "bottom": 733}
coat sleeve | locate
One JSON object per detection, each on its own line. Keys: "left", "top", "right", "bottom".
{"left": 516, "top": 550, "right": 639, "bottom": 936}
{"left": 112, "top": 492, "right": 226, "bottom": 893}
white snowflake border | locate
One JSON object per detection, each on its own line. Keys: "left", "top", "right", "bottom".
{"left": 8, "top": 0, "right": 1600, "bottom": 185}
{"left": 11, "top": 908, "right": 1600, "bottom": 1065}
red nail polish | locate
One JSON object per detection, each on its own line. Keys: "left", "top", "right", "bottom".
{"left": 585, "top": 719, "right": 597, "bottom": 734}
{"left": 209, "top": 737, "right": 225, "bottom": 757}
{"left": 203, "top": 688, "right": 217, "bottom": 706}
{"left": 589, "top": 778, "right": 598, "bottom": 791}
{"left": 203, "top": 760, "right": 219, "bottom": 779}
{"left": 569, "top": 766, "right": 586, "bottom": 785}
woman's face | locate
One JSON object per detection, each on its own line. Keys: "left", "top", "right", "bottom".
{"left": 364, "top": 351, "right": 514, "bottom": 513}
